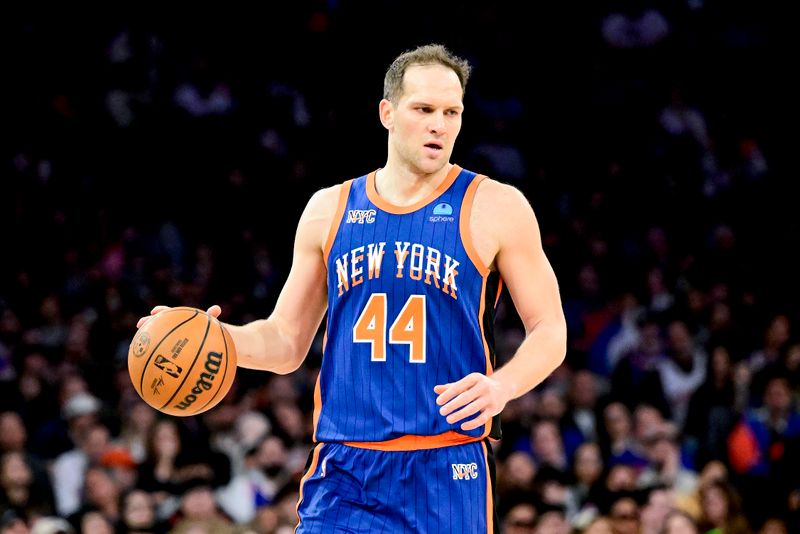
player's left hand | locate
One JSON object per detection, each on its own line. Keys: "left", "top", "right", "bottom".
{"left": 434, "top": 373, "right": 510, "bottom": 431}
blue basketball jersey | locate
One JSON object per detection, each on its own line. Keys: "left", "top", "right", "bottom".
{"left": 315, "top": 165, "right": 502, "bottom": 444}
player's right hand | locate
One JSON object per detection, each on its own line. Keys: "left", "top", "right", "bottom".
{"left": 136, "top": 305, "right": 222, "bottom": 329}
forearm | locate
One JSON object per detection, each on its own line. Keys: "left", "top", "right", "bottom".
{"left": 491, "top": 318, "right": 567, "bottom": 401}
{"left": 224, "top": 316, "right": 306, "bottom": 375}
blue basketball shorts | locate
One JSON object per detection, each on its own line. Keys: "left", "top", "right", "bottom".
{"left": 295, "top": 439, "right": 499, "bottom": 533}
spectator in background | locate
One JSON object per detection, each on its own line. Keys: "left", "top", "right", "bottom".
{"left": 609, "top": 315, "right": 670, "bottom": 418}
{"left": 747, "top": 314, "right": 791, "bottom": 376}
{"left": 698, "top": 478, "right": 752, "bottom": 534}
{"left": 607, "top": 494, "right": 641, "bottom": 534}
{"left": 637, "top": 423, "right": 698, "bottom": 501}
{"left": 167, "top": 480, "right": 235, "bottom": 534}
{"left": 115, "top": 399, "right": 157, "bottom": 464}
{"left": 728, "top": 374, "right": 800, "bottom": 525}
{"left": 99, "top": 445, "right": 138, "bottom": 493}
{"left": 601, "top": 4, "right": 670, "bottom": 48}
{"left": 644, "top": 267, "right": 675, "bottom": 321}
{"left": 684, "top": 345, "right": 743, "bottom": 465}
{"left": 560, "top": 369, "right": 602, "bottom": 460}
{"left": 757, "top": 518, "right": 789, "bottom": 534}
{"left": 598, "top": 402, "right": 647, "bottom": 469}
{"left": 32, "top": 379, "right": 104, "bottom": 461}
{"left": 596, "top": 463, "right": 638, "bottom": 514}
{"left": 67, "top": 465, "right": 121, "bottom": 527}
{"left": 0, "top": 510, "right": 28, "bottom": 534}
{"left": 212, "top": 410, "right": 272, "bottom": 477}
{"left": 600, "top": 291, "right": 646, "bottom": 376}
{"left": 655, "top": 319, "right": 707, "bottom": 429}
{"left": 217, "top": 434, "right": 292, "bottom": 524}
{"left": 638, "top": 485, "right": 674, "bottom": 534}
{"left": 12, "top": 351, "right": 60, "bottom": 449}
{"left": 781, "top": 341, "right": 800, "bottom": 392}
{"left": 662, "top": 509, "right": 701, "bottom": 534}
{"left": 137, "top": 418, "right": 231, "bottom": 521}
{"left": 533, "top": 504, "right": 571, "bottom": 534}
{"left": 677, "top": 459, "right": 730, "bottom": 521}
{"left": 74, "top": 509, "right": 114, "bottom": 534}
{"left": 51, "top": 422, "right": 111, "bottom": 517}
{"left": 0, "top": 451, "right": 54, "bottom": 523}
{"left": 656, "top": 85, "right": 717, "bottom": 197}
{"left": 0, "top": 412, "right": 52, "bottom": 512}
{"left": 747, "top": 314, "right": 792, "bottom": 401}
{"left": 581, "top": 515, "right": 613, "bottom": 534}
{"left": 266, "top": 401, "right": 311, "bottom": 476}
{"left": 500, "top": 502, "right": 537, "bottom": 534}
{"left": 173, "top": 53, "right": 234, "bottom": 119}
{"left": 117, "top": 488, "right": 169, "bottom": 534}
{"left": 29, "top": 516, "right": 74, "bottom": 534}
{"left": 495, "top": 451, "right": 538, "bottom": 517}
{"left": 567, "top": 442, "right": 605, "bottom": 517}
{"left": 529, "top": 420, "right": 569, "bottom": 475}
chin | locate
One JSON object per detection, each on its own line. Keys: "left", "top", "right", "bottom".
{"left": 418, "top": 159, "right": 447, "bottom": 175}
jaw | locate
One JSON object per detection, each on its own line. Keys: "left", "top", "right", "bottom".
{"left": 387, "top": 135, "right": 453, "bottom": 176}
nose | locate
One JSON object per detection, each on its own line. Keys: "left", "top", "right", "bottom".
{"left": 429, "top": 111, "right": 446, "bottom": 134}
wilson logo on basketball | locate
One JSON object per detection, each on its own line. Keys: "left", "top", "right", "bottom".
{"left": 173, "top": 351, "right": 223, "bottom": 411}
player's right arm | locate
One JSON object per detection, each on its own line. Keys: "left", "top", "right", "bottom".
{"left": 138, "top": 184, "right": 341, "bottom": 374}
{"left": 224, "top": 184, "right": 339, "bottom": 373}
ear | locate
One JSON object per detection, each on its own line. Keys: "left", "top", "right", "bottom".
{"left": 379, "top": 99, "right": 394, "bottom": 130}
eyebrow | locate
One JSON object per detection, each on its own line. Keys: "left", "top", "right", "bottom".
{"left": 407, "top": 100, "right": 464, "bottom": 111}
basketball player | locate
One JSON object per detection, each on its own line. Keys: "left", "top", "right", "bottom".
{"left": 139, "top": 43, "right": 567, "bottom": 533}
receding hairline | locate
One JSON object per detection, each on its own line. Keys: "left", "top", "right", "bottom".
{"left": 383, "top": 43, "right": 472, "bottom": 101}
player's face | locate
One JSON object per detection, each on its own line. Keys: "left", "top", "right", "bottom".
{"left": 387, "top": 64, "right": 463, "bottom": 175}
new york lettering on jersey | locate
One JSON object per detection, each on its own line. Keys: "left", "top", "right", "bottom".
{"left": 317, "top": 165, "right": 503, "bottom": 444}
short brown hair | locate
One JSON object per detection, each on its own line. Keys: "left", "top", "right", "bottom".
{"left": 383, "top": 43, "right": 471, "bottom": 101}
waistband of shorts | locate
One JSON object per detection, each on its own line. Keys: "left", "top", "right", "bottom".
{"left": 341, "top": 431, "right": 483, "bottom": 451}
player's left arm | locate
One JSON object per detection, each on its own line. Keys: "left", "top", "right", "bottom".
{"left": 435, "top": 180, "right": 567, "bottom": 430}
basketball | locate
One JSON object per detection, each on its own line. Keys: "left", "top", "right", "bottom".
{"left": 128, "top": 307, "right": 237, "bottom": 416}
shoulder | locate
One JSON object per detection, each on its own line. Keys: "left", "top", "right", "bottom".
{"left": 472, "top": 177, "right": 535, "bottom": 217}
{"left": 300, "top": 182, "right": 348, "bottom": 225}
{"left": 470, "top": 176, "right": 538, "bottom": 237}
{"left": 297, "top": 182, "right": 350, "bottom": 250}
{"left": 307, "top": 183, "right": 346, "bottom": 212}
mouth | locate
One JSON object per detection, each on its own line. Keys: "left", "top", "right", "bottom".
{"left": 424, "top": 142, "right": 443, "bottom": 152}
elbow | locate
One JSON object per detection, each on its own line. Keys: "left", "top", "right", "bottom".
{"left": 558, "top": 324, "right": 568, "bottom": 362}
{"left": 550, "top": 322, "right": 568, "bottom": 369}
{"left": 271, "top": 348, "right": 306, "bottom": 375}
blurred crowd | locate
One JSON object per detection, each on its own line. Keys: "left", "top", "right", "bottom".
{"left": 2, "top": 2, "right": 797, "bottom": 534}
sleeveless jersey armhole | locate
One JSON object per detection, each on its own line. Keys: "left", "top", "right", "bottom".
{"left": 322, "top": 180, "right": 353, "bottom": 266}
{"left": 459, "top": 174, "right": 491, "bottom": 277}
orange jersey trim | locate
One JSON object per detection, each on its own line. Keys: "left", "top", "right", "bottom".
{"left": 482, "top": 441, "right": 494, "bottom": 534}
{"left": 460, "top": 173, "right": 495, "bottom": 438}
{"left": 477, "top": 274, "right": 493, "bottom": 439}
{"left": 294, "top": 443, "right": 324, "bottom": 533}
{"left": 344, "top": 430, "right": 482, "bottom": 451}
{"left": 311, "top": 366, "right": 323, "bottom": 443}
{"left": 366, "top": 165, "right": 462, "bottom": 214}
{"left": 459, "top": 173, "right": 490, "bottom": 277}
{"left": 322, "top": 180, "right": 353, "bottom": 266}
